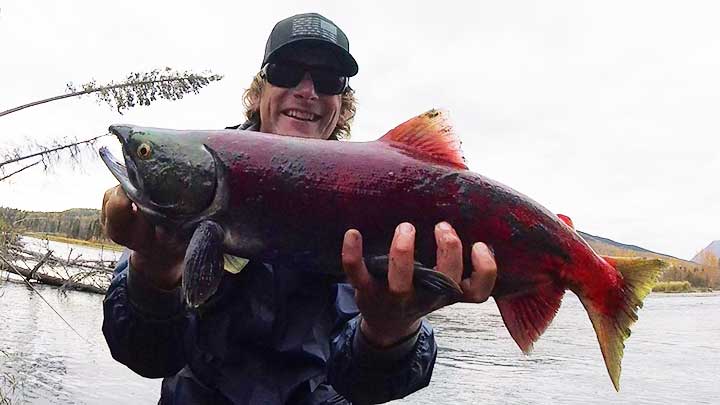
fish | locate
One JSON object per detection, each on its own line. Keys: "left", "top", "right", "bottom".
{"left": 99, "top": 109, "right": 665, "bottom": 391}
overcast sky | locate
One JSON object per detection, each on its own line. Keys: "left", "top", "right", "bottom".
{"left": 1, "top": 0, "right": 718, "bottom": 260}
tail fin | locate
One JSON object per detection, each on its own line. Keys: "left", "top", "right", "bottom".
{"left": 581, "top": 256, "right": 666, "bottom": 391}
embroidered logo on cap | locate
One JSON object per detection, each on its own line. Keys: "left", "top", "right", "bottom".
{"left": 291, "top": 15, "right": 338, "bottom": 42}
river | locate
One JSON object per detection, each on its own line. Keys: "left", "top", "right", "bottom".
{"left": 1, "top": 239, "right": 718, "bottom": 404}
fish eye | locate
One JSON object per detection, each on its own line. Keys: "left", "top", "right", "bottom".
{"left": 137, "top": 143, "right": 152, "bottom": 160}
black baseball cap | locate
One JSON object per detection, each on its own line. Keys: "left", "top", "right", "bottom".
{"left": 262, "top": 13, "right": 358, "bottom": 77}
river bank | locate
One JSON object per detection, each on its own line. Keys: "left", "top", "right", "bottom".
{"left": 23, "top": 232, "right": 123, "bottom": 252}
{"left": 652, "top": 280, "right": 714, "bottom": 293}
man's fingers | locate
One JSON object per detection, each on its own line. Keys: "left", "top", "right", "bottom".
{"left": 434, "top": 222, "right": 463, "bottom": 283}
{"left": 102, "top": 186, "right": 154, "bottom": 250}
{"left": 103, "top": 188, "right": 133, "bottom": 243}
{"left": 388, "top": 223, "right": 415, "bottom": 296}
{"left": 342, "top": 229, "right": 371, "bottom": 290}
{"left": 460, "top": 242, "right": 497, "bottom": 303}
{"left": 102, "top": 186, "right": 124, "bottom": 225}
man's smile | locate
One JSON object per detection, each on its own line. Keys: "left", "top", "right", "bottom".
{"left": 282, "top": 109, "right": 320, "bottom": 122}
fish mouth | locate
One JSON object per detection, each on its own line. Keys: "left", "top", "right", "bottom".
{"left": 100, "top": 126, "right": 184, "bottom": 224}
{"left": 98, "top": 146, "right": 169, "bottom": 222}
{"left": 98, "top": 146, "right": 139, "bottom": 200}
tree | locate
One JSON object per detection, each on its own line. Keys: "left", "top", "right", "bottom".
{"left": 0, "top": 68, "right": 223, "bottom": 183}
{"left": 1, "top": 67, "right": 223, "bottom": 117}
{"left": 698, "top": 250, "right": 719, "bottom": 268}
{"left": 69, "top": 218, "right": 81, "bottom": 239}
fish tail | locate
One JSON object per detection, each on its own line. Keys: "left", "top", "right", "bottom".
{"left": 580, "top": 256, "right": 666, "bottom": 391}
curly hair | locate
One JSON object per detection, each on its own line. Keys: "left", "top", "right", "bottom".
{"left": 241, "top": 71, "right": 357, "bottom": 140}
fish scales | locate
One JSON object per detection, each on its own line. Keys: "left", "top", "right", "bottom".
{"left": 99, "top": 109, "right": 666, "bottom": 391}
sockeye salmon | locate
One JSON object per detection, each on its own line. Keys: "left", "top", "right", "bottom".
{"left": 99, "top": 110, "right": 665, "bottom": 390}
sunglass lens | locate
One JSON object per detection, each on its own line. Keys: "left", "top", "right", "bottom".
{"left": 266, "top": 63, "right": 347, "bottom": 95}
{"left": 266, "top": 64, "right": 304, "bottom": 88}
{"left": 311, "top": 71, "right": 347, "bottom": 95}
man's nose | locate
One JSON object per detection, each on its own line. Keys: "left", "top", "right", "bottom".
{"left": 293, "top": 72, "right": 318, "bottom": 100}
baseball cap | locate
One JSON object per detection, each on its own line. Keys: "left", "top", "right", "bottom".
{"left": 262, "top": 13, "right": 358, "bottom": 77}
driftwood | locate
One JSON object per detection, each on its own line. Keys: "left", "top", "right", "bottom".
{"left": 0, "top": 238, "right": 116, "bottom": 294}
{"left": 26, "top": 250, "right": 53, "bottom": 281}
{"left": 15, "top": 246, "right": 117, "bottom": 271}
{"left": 0, "top": 253, "right": 108, "bottom": 294}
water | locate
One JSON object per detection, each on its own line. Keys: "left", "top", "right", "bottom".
{"left": 17, "top": 237, "right": 121, "bottom": 265}
{"left": 0, "top": 282, "right": 159, "bottom": 404}
{"left": 1, "top": 240, "right": 718, "bottom": 404}
{"left": 1, "top": 238, "right": 155, "bottom": 404}
{"left": 398, "top": 293, "right": 720, "bottom": 405}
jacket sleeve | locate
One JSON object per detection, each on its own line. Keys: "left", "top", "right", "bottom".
{"left": 102, "top": 251, "right": 189, "bottom": 378}
{"left": 327, "top": 283, "right": 438, "bottom": 404}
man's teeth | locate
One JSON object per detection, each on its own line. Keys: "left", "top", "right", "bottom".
{"left": 284, "top": 110, "right": 317, "bottom": 121}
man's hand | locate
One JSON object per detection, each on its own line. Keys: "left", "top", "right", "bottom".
{"left": 341, "top": 222, "right": 497, "bottom": 348}
{"left": 101, "top": 185, "right": 186, "bottom": 290}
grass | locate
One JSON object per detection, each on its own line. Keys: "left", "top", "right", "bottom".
{"left": 652, "top": 281, "right": 692, "bottom": 293}
{"left": 0, "top": 349, "right": 19, "bottom": 405}
{"left": 23, "top": 232, "right": 124, "bottom": 252}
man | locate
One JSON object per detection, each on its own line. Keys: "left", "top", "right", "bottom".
{"left": 102, "top": 13, "right": 497, "bottom": 404}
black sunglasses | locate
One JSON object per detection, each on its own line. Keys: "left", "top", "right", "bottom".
{"left": 262, "top": 63, "right": 349, "bottom": 95}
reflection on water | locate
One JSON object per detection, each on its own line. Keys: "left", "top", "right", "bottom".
{"left": 398, "top": 293, "right": 720, "bottom": 405}
{"left": 2, "top": 245, "right": 719, "bottom": 404}
{"left": 1, "top": 239, "right": 157, "bottom": 404}
{"left": 0, "top": 282, "right": 159, "bottom": 404}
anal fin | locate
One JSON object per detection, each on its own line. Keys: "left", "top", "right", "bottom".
{"left": 496, "top": 281, "right": 565, "bottom": 353}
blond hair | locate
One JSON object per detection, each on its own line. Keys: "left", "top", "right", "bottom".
{"left": 241, "top": 71, "right": 357, "bottom": 140}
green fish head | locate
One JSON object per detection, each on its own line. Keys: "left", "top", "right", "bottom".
{"left": 101, "top": 125, "right": 217, "bottom": 221}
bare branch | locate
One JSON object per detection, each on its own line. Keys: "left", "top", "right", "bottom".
{"left": 0, "top": 160, "right": 41, "bottom": 182}
{"left": 0, "top": 134, "right": 107, "bottom": 169}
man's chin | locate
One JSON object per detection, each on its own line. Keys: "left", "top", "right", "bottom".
{"left": 276, "top": 122, "right": 324, "bottom": 139}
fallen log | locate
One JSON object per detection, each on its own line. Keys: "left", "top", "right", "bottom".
{"left": 15, "top": 246, "right": 117, "bottom": 272}
{"left": 0, "top": 254, "right": 107, "bottom": 294}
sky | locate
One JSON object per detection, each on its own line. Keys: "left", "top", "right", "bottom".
{"left": 1, "top": 0, "right": 718, "bottom": 260}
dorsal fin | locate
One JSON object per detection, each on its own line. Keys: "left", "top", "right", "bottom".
{"left": 379, "top": 109, "right": 467, "bottom": 169}
{"left": 557, "top": 214, "right": 574, "bottom": 229}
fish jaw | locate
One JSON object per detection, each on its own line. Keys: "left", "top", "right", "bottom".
{"left": 109, "top": 124, "right": 133, "bottom": 144}
{"left": 98, "top": 145, "right": 179, "bottom": 227}
{"left": 98, "top": 146, "right": 158, "bottom": 216}
{"left": 104, "top": 125, "right": 222, "bottom": 225}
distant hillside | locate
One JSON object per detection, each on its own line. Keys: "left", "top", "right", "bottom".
{"left": 578, "top": 231, "right": 665, "bottom": 257}
{"left": 2, "top": 206, "right": 718, "bottom": 288}
{"left": 691, "top": 240, "right": 720, "bottom": 264}
{"left": 580, "top": 231, "right": 718, "bottom": 288}
{"left": 1, "top": 206, "right": 106, "bottom": 242}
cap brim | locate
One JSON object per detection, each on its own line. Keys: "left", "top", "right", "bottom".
{"left": 264, "top": 38, "right": 358, "bottom": 77}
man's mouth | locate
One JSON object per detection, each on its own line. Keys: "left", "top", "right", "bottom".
{"left": 282, "top": 109, "right": 320, "bottom": 122}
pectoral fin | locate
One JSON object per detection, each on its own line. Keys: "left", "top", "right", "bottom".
{"left": 182, "top": 220, "right": 225, "bottom": 308}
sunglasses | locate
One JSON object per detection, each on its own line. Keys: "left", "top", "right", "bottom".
{"left": 262, "top": 63, "right": 349, "bottom": 95}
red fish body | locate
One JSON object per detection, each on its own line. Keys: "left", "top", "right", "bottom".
{"left": 102, "top": 110, "right": 664, "bottom": 390}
